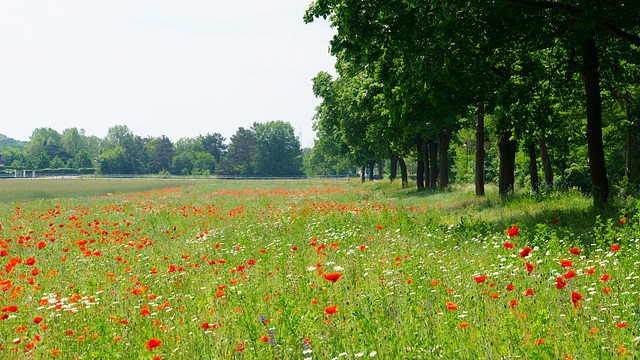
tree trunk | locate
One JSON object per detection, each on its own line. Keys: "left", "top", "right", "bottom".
{"left": 626, "top": 91, "right": 631, "bottom": 181}
{"left": 538, "top": 138, "right": 553, "bottom": 187}
{"left": 361, "top": 165, "right": 365, "bottom": 183}
{"left": 377, "top": 159, "right": 384, "bottom": 180}
{"left": 398, "top": 157, "right": 408, "bottom": 188}
{"left": 416, "top": 141, "right": 425, "bottom": 191}
{"left": 528, "top": 142, "right": 539, "bottom": 193}
{"left": 428, "top": 139, "right": 438, "bottom": 189}
{"left": 498, "top": 131, "right": 517, "bottom": 197}
{"left": 423, "top": 142, "right": 429, "bottom": 190}
{"left": 475, "top": 101, "right": 485, "bottom": 196}
{"left": 439, "top": 129, "right": 452, "bottom": 190}
{"left": 368, "top": 162, "right": 374, "bottom": 181}
{"left": 389, "top": 151, "right": 397, "bottom": 181}
{"left": 581, "top": 36, "right": 609, "bottom": 206}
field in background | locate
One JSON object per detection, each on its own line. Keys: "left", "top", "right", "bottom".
{"left": 0, "top": 180, "right": 637, "bottom": 359}
{"left": 0, "top": 177, "right": 349, "bottom": 203}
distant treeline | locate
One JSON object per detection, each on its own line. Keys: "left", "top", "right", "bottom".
{"left": 0, "top": 120, "right": 304, "bottom": 176}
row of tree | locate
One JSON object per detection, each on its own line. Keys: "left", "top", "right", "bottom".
{"left": 304, "top": 0, "right": 640, "bottom": 205}
{"left": 0, "top": 121, "right": 303, "bottom": 176}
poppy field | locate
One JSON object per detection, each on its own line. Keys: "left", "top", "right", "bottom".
{"left": 0, "top": 182, "right": 638, "bottom": 359}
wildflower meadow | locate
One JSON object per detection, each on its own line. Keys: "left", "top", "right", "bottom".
{"left": 0, "top": 182, "right": 638, "bottom": 359}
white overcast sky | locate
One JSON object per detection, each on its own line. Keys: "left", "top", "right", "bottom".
{"left": 0, "top": 0, "right": 337, "bottom": 148}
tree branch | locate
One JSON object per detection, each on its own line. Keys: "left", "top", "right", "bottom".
{"left": 504, "top": 0, "right": 640, "bottom": 46}
{"left": 596, "top": 22, "right": 640, "bottom": 46}
{"left": 501, "top": 0, "right": 581, "bottom": 16}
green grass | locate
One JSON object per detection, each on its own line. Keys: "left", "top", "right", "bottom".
{"left": 0, "top": 180, "right": 637, "bottom": 359}
{"left": 0, "top": 178, "right": 204, "bottom": 203}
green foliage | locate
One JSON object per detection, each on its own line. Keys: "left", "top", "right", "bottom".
{"left": 218, "top": 122, "right": 303, "bottom": 177}
{"left": 71, "top": 149, "right": 94, "bottom": 169}
{"left": 254, "top": 120, "right": 303, "bottom": 176}
{"left": 98, "top": 146, "right": 133, "bottom": 174}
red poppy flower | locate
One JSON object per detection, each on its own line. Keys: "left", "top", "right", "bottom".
{"left": 586, "top": 268, "right": 595, "bottom": 275}
{"left": 571, "top": 292, "right": 582, "bottom": 303}
{"left": 559, "top": 260, "right": 572, "bottom": 268}
{"left": 291, "top": 246, "right": 298, "bottom": 251}
{"left": 167, "top": 265, "right": 176, "bottom": 273}
{"left": 510, "top": 299, "right": 517, "bottom": 309}
{"left": 215, "top": 291, "right": 225, "bottom": 298}
{"left": 235, "top": 343, "right": 245, "bottom": 351}
{"left": 600, "top": 274, "right": 609, "bottom": 281}
{"left": 520, "top": 247, "right": 532, "bottom": 258}
{"left": 525, "top": 262, "right": 535, "bottom": 273}
{"left": 503, "top": 242, "right": 514, "bottom": 249}
{"left": 259, "top": 335, "right": 269, "bottom": 342}
{"left": 145, "top": 338, "right": 161, "bottom": 351}
{"left": 569, "top": 248, "right": 580, "bottom": 255}
{"left": 563, "top": 270, "right": 576, "bottom": 279}
{"left": 553, "top": 218, "right": 559, "bottom": 223}
{"left": 25, "top": 257, "right": 36, "bottom": 266}
{"left": 376, "top": 225, "right": 383, "bottom": 230}
{"left": 506, "top": 284, "right": 514, "bottom": 291}
{"left": 247, "top": 259, "right": 256, "bottom": 266}
{"left": 603, "top": 288, "right": 611, "bottom": 294}
{"left": 324, "top": 272, "right": 342, "bottom": 283}
{"left": 473, "top": 276, "right": 487, "bottom": 283}
{"left": 506, "top": 225, "right": 518, "bottom": 237}
{"left": 324, "top": 305, "right": 338, "bottom": 315}
{"left": 446, "top": 302, "right": 457, "bottom": 310}
{"left": 459, "top": 322, "right": 469, "bottom": 327}
{"left": 620, "top": 219, "right": 626, "bottom": 224}
{"left": 37, "top": 241, "right": 46, "bottom": 250}
{"left": 611, "top": 244, "right": 620, "bottom": 252}
{"left": 555, "top": 277, "right": 567, "bottom": 289}
{"left": 359, "top": 245, "right": 366, "bottom": 251}
{"left": 616, "top": 322, "right": 627, "bottom": 328}
{"left": 33, "top": 317, "right": 43, "bottom": 324}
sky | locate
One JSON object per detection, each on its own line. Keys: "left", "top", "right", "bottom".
{"left": 0, "top": 0, "right": 337, "bottom": 148}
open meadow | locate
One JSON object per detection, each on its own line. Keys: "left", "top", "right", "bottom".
{"left": 0, "top": 179, "right": 638, "bottom": 359}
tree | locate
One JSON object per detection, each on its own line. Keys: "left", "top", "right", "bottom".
{"left": 102, "top": 126, "right": 149, "bottom": 174}
{"left": 498, "top": 0, "right": 640, "bottom": 205}
{"left": 146, "top": 136, "right": 174, "bottom": 174}
{"left": 50, "top": 156, "right": 65, "bottom": 169}
{"left": 199, "top": 133, "right": 227, "bottom": 164}
{"left": 72, "top": 150, "right": 94, "bottom": 169}
{"left": 217, "top": 127, "right": 258, "bottom": 176}
{"left": 254, "top": 121, "right": 303, "bottom": 176}
{"left": 35, "top": 152, "right": 51, "bottom": 170}
{"left": 24, "top": 128, "right": 66, "bottom": 163}
{"left": 98, "top": 146, "right": 133, "bottom": 174}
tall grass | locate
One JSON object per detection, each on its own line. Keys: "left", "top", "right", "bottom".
{"left": 0, "top": 181, "right": 637, "bottom": 359}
